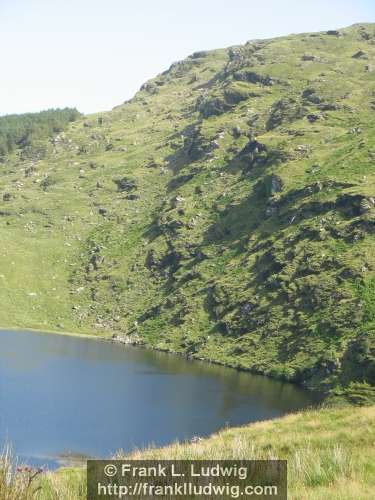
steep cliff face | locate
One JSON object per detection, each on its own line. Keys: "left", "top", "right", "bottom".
{"left": 1, "top": 23, "right": 375, "bottom": 398}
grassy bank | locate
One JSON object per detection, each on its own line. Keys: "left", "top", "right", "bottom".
{"left": 1, "top": 404, "right": 374, "bottom": 499}
{"left": 0, "top": 326, "right": 109, "bottom": 340}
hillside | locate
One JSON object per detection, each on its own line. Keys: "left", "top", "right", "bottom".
{"left": 1, "top": 23, "right": 375, "bottom": 400}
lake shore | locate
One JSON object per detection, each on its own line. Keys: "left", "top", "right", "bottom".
{"left": 0, "top": 324, "right": 328, "bottom": 401}
{"left": 1, "top": 327, "right": 321, "bottom": 471}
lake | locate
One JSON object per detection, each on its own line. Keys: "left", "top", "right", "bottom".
{"left": 0, "top": 329, "right": 322, "bottom": 468}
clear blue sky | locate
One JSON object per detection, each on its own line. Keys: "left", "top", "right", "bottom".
{"left": 0, "top": 0, "right": 374, "bottom": 116}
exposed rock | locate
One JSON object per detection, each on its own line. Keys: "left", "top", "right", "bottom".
{"left": 318, "top": 103, "right": 340, "bottom": 111}
{"left": 171, "top": 195, "right": 185, "bottom": 208}
{"left": 232, "top": 126, "right": 243, "bottom": 138}
{"left": 2, "top": 192, "right": 13, "bottom": 202}
{"left": 140, "top": 81, "right": 159, "bottom": 94}
{"left": 197, "top": 96, "right": 229, "bottom": 117}
{"left": 146, "top": 160, "right": 161, "bottom": 169}
{"left": 164, "top": 59, "right": 198, "bottom": 78}
{"left": 265, "top": 201, "right": 278, "bottom": 217}
{"left": 233, "top": 70, "right": 276, "bottom": 86}
{"left": 302, "top": 88, "right": 322, "bottom": 104}
{"left": 25, "top": 165, "right": 37, "bottom": 177}
{"left": 111, "top": 333, "right": 143, "bottom": 345}
{"left": 306, "top": 113, "right": 321, "bottom": 123}
{"left": 352, "top": 50, "right": 368, "bottom": 59}
{"left": 224, "top": 85, "right": 255, "bottom": 105}
{"left": 183, "top": 126, "right": 214, "bottom": 161}
{"left": 294, "top": 145, "right": 310, "bottom": 157}
{"left": 90, "top": 252, "right": 104, "bottom": 270}
{"left": 270, "top": 175, "right": 284, "bottom": 194}
{"left": 336, "top": 194, "right": 374, "bottom": 217}
{"left": 240, "top": 302, "right": 256, "bottom": 316}
{"left": 113, "top": 177, "right": 137, "bottom": 192}
{"left": 267, "top": 98, "right": 306, "bottom": 130}
{"left": 40, "top": 176, "right": 56, "bottom": 191}
{"left": 190, "top": 50, "right": 209, "bottom": 59}
{"left": 359, "top": 198, "right": 375, "bottom": 214}
{"left": 241, "top": 138, "right": 267, "bottom": 156}
{"left": 301, "top": 54, "right": 320, "bottom": 61}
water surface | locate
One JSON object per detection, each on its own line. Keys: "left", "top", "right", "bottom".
{"left": 0, "top": 329, "right": 322, "bottom": 467}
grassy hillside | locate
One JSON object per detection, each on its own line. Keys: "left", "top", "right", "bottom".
{"left": 0, "top": 23, "right": 375, "bottom": 400}
{"left": 2, "top": 405, "right": 374, "bottom": 499}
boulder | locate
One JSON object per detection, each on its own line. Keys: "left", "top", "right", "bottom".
{"left": 2, "top": 192, "right": 12, "bottom": 202}
{"left": 359, "top": 198, "right": 375, "bottom": 214}
{"left": 140, "top": 81, "right": 159, "bottom": 94}
{"left": 232, "top": 126, "right": 243, "bottom": 138}
{"left": 197, "top": 96, "right": 229, "bottom": 118}
{"left": 171, "top": 196, "right": 185, "bottom": 208}
{"left": 233, "top": 70, "right": 275, "bottom": 85}
{"left": 307, "top": 114, "right": 321, "bottom": 123}
{"left": 352, "top": 50, "right": 367, "bottom": 59}
{"left": 241, "top": 138, "right": 267, "bottom": 156}
{"left": 302, "top": 88, "right": 322, "bottom": 104}
{"left": 301, "top": 54, "right": 320, "bottom": 61}
{"left": 113, "top": 177, "right": 137, "bottom": 192}
{"left": 126, "top": 194, "right": 139, "bottom": 201}
{"left": 270, "top": 175, "right": 284, "bottom": 194}
{"left": 25, "top": 165, "right": 36, "bottom": 177}
{"left": 240, "top": 302, "right": 256, "bottom": 316}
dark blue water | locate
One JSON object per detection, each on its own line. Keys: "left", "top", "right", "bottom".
{"left": 0, "top": 329, "right": 322, "bottom": 468}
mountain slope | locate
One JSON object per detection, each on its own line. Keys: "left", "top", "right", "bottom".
{"left": 1, "top": 23, "right": 375, "bottom": 399}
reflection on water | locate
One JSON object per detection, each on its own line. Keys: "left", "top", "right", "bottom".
{"left": 0, "top": 329, "right": 322, "bottom": 468}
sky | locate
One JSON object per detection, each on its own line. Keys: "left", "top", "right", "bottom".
{"left": 0, "top": 0, "right": 374, "bottom": 116}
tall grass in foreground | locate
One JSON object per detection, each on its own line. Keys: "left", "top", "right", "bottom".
{"left": 0, "top": 447, "right": 42, "bottom": 499}
{"left": 0, "top": 447, "right": 85, "bottom": 500}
